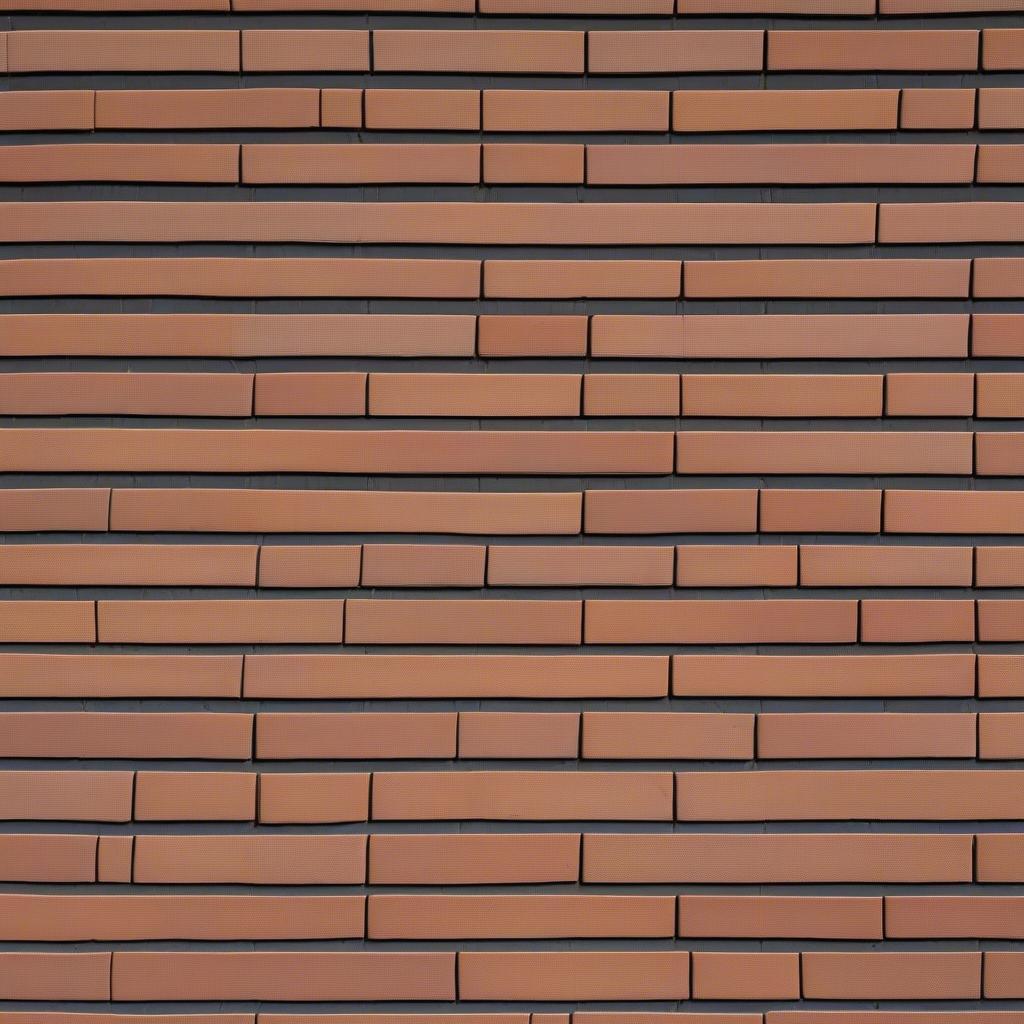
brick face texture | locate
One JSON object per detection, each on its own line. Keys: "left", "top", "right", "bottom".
{"left": 1, "top": 0, "right": 1024, "bottom": 1018}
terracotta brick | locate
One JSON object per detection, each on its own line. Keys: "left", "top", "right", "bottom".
{"left": 0, "top": 544, "right": 256, "bottom": 586}
{"left": 0, "top": 372, "right": 251, "bottom": 416}
{"left": 885, "top": 490, "right": 1024, "bottom": 534}
{"left": 692, "top": 953, "right": 800, "bottom": 1000}
{"left": 484, "top": 0, "right": 672, "bottom": 8}
{"left": 986, "top": 953, "right": 1024, "bottom": 997}
{"left": 0, "top": 488, "right": 108, "bottom": 532}
{"left": 484, "top": 144, "right": 584, "bottom": 184}
{"left": 457, "top": 712, "right": 579, "bottom": 759}
{"left": 674, "top": 654, "right": 975, "bottom": 698}
{"left": 368, "top": 895, "right": 673, "bottom": 939}
{"left": 134, "top": 834, "right": 367, "bottom": 884}
{"left": 346, "top": 599, "right": 580, "bottom": 645}
{"left": 882, "top": 206, "right": 1024, "bottom": 245}
{"left": 977, "top": 834, "right": 1024, "bottom": 881}
{"left": 901, "top": 88, "right": 976, "bottom": 128}
{"left": 984, "top": 28, "right": 1024, "bottom": 69}
{"left": 368, "top": 833, "right": 579, "bottom": 884}
{"left": 974, "top": 314, "right": 1024, "bottom": 357}
{"left": 0, "top": 713, "right": 251, "bottom": 760}
{"left": 979, "top": 599, "right": 1024, "bottom": 641}
{"left": 487, "top": 546, "right": 673, "bottom": 586}
{"left": 319, "top": 90, "right": 362, "bottom": 128}
{"left": 585, "top": 600, "right": 857, "bottom": 644}
{"left": 977, "top": 374, "right": 1024, "bottom": 418}
{"left": 761, "top": 490, "right": 882, "bottom": 533}
{"left": 584, "top": 375, "right": 680, "bottom": 416}
{"left": 258, "top": 773, "right": 369, "bottom": 824}
{"left": 757, "top": 713, "right": 977, "bottom": 759}
{"left": 886, "top": 0, "right": 1024, "bottom": 7}
{"left": 0, "top": 258, "right": 480, "bottom": 299}
{"left": 253, "top": 373, "right": 365, "bottom": 416}
{"left": 862, "top": 600, "right": 975, "bottom": 643}
{"left": 484, "top": 90, "right": 667, "bottom": 132}
{"left": 980, "top": 655, "right": 1024, "bottom": 697}
{"left": 0, "top": 91, "right": 93, "bottom": 130}
{"left": 889, "top": 896, "right": 1024, "bottom": 938}
{"left": 584, "top": 833, "right": 972, "bottom": 882}
{"left": 458, "top": 952, "right": 689, "bottom": 1001}
{"left": 375, "top": 31, "right": 584, "bottom": 73}
{"left": 582, "top": 712, "right": 753, "bottom": 760}
{"left": 0, "top": 834, "right": 97, "bottom": 882}
{"left": 0, "top": 601, "right": 95, "bottom": 642}
{"left": 368, "top": 373, "right": 580, "bottom": 417}
{"left": 478, "top": 315, "right": 588, "bottom": 358}
{"left": 258, "top": 546, "right": 361, "bottom": 588}
{"left": 676, "top": 545, "right": 798, "bottom": 586}
{"left": 977, "top": 433, "right": 1024, "bottom": 476}
{"left": 686, "top": 259, "right": 970, "bottom": 299}
{"left": 97, "top": 836, "right": 132, "bottom": 883}
{"left": 768, "top": 30, "right": 979, "bottom": 70}
{"left": 593, "top": 314, "right": 966, "bottom": 360}
{"left": 0, "top": 653, "right": 241, "bottom": 698}
{"left": 485, "top": 260, "right": 680, "bottom": 300}
{"left": 977, "top": 547, "right": 1024, "bottom": 586}
{"left": 589, "top": 30, "right": 762, "bottom": 73}
{"left": 679, "top": 896, "right": 882, "bottom": 939}
{"left": 585, "top": 489, "right": 757, "bottom": 534}
{"left": 800, "top": 545, "right": 973, "bottom": 586}
{"left": 802, "top": 952, "right": 982, "bottom": 999}
{"left": 110, "top": 952, "right": 454, "bottom": 1001}
{"left": 0, "top": 771, "right": 132, "bottom": 821}
{"left": 683, "top": 374, "right": 882, "bottom": 417}
{"left": 0, "top": 200, "right": 877, "bottom": 245}
{"left": 134, "top": 772, "right": 254, "bottom": 822}
{"left": 245, "top": 654, "right": 666, "bottom": 699}
{"left": 0, "top": 143, "right": 237, "bottom": 183}
{"left": 683, "top": 0, "right": 872, "bottom": 7}
{"left": 257, "top": 713, "right": 456, "bottom": 760}
{"left": 674, "top": 89, "right": 897, "bottom": 132}
{"left": 2, "top": 313, "right": 475, "bottom": 358}
{"left": 0, "top": 895, "right": 364, "bottom": 941}
{"left": 591, "top": 143, "right": 973, "bottom": 185}
{"left": 243, "top": 144, "right": 479, "bottom": 185}
{"left": 266, "top": 1018, "right": 523, "bottom": 1024}
{"left": 114, "top": 489, "right": 580, "bottom": 535}
{"left": 887, "top": 373, "right": 975, "bottom": 416}
{"left": 979, "top": 89, "right": 1024, "bottom": 129}
{"left": 372, "top": 771, "right": 673, "bottom": 820}
{"left": 96, "top": 88, "right": 319, "bottom": 129}
{"left": 364, "top": 89, "right": 479, "bottom": 130}
{"left": 360, "top": 545, "right": 483, "bottom": 587}
{"left": 0, "top": 953, "right": 110, "bottom": 1001}
{"left": 676, "top": 770, "right": 1024, "bottom": 820}
{"left": 241, "top": 30, "right": 369, "bottom": 71}
{"left": 7, "top": 30, "right": 239, "bottom": 71}
{"left": 97, "top": 600, "right": 343, "bottom": 644}
{"left": 976, "top": 258, "right": 1024, "bottom": 297}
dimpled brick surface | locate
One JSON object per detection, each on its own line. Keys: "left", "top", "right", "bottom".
{"left": 0, "top": 0, "right": 1020, "bottom": 1018}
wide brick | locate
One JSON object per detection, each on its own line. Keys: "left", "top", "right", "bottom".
{"left": 979, "top": 600, "right": 1024, "bottom": 641}
{"left": 375, "top": 31, "right": 584, "bottom": 73}
{"left": 584, "top": 374, "right": 681, "bottom": 416}
{"left": 980, "top": 88, "right": 1024, "bottom": 128}
{"left": 134, "top": 772, "right": 256, "bottom": 821}
{"left": 7, "top": 30, "right": 239, "bottom": 71}
{"left": 887, "top": 373, "right": 975, "bottom": 416}
{"left": 761, "top": 490, "right": 882, "bottom": 533}
{"left": 800, "top": 545, "right": 973, "bottom": 586}
{"left": 361, "top": 545, "right": 486, "bottom": 587}
{"left": 679, "top": 896, "right": 882, "bottom": 939}
{"left": 901, "top": 87, "right": 977, "bottom": 128}
{"left": 885, "top": 490, "right": 1024, "bottom": 534}
{"left": 364, "top": 89, "right": 479, "bottom": 130}
{"left": 254, "top": 374, "right": 366, "bottom": 417}
{"left": 882, "top": 206, "right": 1024, "bottom": 245}
{"left": 768, "top": 30, "right": 979, "bottom": 70}
{"left": 257, "top": 546, "right": 361, "bottom": 588}
{"left": 483, "top": 90, "right": 667, "bottom": 132}
{"left": 0, "top": 488, "right": 106, "bottom": 532}
{"left": 0, "top": 953, "right": 110, "bottom": 1001}
{"left": 589, "top": 30, "right": 762, "bottom": 73}
{"left": 0, "top": 834, "right": 97, "bottom": 882}
{"left": 487, "top": 546, "right": 674, "bottom": 586}
{"left": 887, "top": 897, "right": 1024, "bottom": 938}
{"left": 256, "top": 714, "right": 456, "bottom": 760}
{"left": 802, "top": 952, "right": 981, "bottom": 999}
{"left": 583, "top": 712, "right": 752, "bottom": 760}
{"left": 258, "top": 773, "right": 369, "bottom": 824}
{"left": 682, "top": 374, "right": 882, "bottom": 417}
{"left": 0, "top": 601, "right": 95, "bottom": 642}
{"left": 692, "top": 953, "right": 800, "bottom": 1000}
{"left": 0, "top": 90, "right": 93, "bottom": 130}
{"left": 677, "top": 544, "right": 798, "bottom": 586}
{"left": 478, "top": 315, "right": 588, "bottom": 358}
{"left": 484, "top": 144, "right": 584, "bottom": 184}
{"left": 977, "top": 374, "right": 1024, "bottom": 418}
{"left": 861, "top": 599, "right": 976, "bottom": 642}
{"left": 372, "top": 771, "right": 673, "bottom": 820}
{"left": 674, "top": 89, "right": 897, "bottom": 132}
{"left": 585, "top": 489, "right": 757, "bottom": 534}
{"left": 367, "top": 373, "right": 580, "bottom": 417}
{"left": 485, "top": 260, "right": 680, "bottom": 299}
{"left": 0, "top": 771, "right": 132, "bottom": 822}
{"left": 96, "top": 88, "right": 319, "bottom": 128}
{"left": 0, "top": 144, "right": 238, "bottom": 183}
{"left": 241, "top": 29, "right": 368, "bottom": 71}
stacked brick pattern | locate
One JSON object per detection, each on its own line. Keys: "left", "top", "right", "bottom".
{"left": 2, "top": 0, "right": 1024, "bottom": 1019}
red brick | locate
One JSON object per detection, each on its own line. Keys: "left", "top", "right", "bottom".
{"left": 484, "top": 144, "right": 584, "bottom": 184}
{"left": 7, "top": 30, "right": 239, "bottom": 71}
{"left": 674, "top": 89, "right": 897, "bottom": 132}
{"left": 241, "top": 30, "right": 368, "bottom": 71}
{"left": 487, "top": 546, "right": 673, "bottom": 587}
{"left": 484, "top": 90, "right": 667, "bottom": 132}
{"left": 97, "top": 836, "right": 132, "bottom": 883}
{"left": 692, "top": 952, "right": 800, "bottom": 1000}
{"left": 485, "top": 260, "right": 680, "bottom": 299}
{"left": 761, "top": 490, "right": 881, "bottom": 533}
{"left": 886, "top": 373, "right": 975, "bottom": 416}
{"left": 361, "top": 545, "right": 485, "bottom": 587}
{"left": 861, "top": 600, "right": 976, "bottom": 642}
{"left": 0, "top": 954, "right": 110, "bottom": 1001}
{"left": 979, "top": 88, "right": 1024, "bottom": 129}
{"left": 253, "top": 373, "right": 365, "bottom": 416}
{"left": 256, "top": 714, "right": 456, "bottom": 760}
{"left": 769, "top": 30, "right": 979, "bottom": 70}
{"left": 885, "top": 490, "right": 1024, "bottom": 534}
{"left": 682, "top": 374, "right": 882, "bottom": 417}
{"left": 584, "top": 374, "right": 681, "bottom": 416}
{"left": 977, "top": 374, "right": 1024, "bottom": 418}
{"left": 977, "top": 834, "right": 1024, "bottom": 881}
{"left": 0, "top": 489, "right": 108, "bottom": 532}
{"left": 368, "top": 373, "right": 580, "bottom": 417}
{"left": 258, "top": 546, "right": 361, "bottom": 588}
{"left": 582, "top": 712, "right": 753, "bottom": 760}
{"left": 258, "top": 773, "right": 369, "bottom": 824}
{"left": 984, "top": 28, "right": 1024, "bottom": 69}
{"left": 888, "top": 896, "right": 1024, "bottom": 938}
{"left": 585, "top": 489, "right": 757, "bottom": 534}
{"left": 375, "top": 31, "right": 584, "bottom": 73}
{"left": 0, "top": 834, "right": 97, "bottom": 882}
{"left": 134, "top": 772, "right": 256, "bottom": 822}
{"left": 364, "top": 89, "right": 479, "bottom": 130}
{"left": 980, "top": 655, "right": 1024, "bottom": 697}
{"left": 0, "top": 771, "right": 132, "bottom": 822}
{"left": 458, "top": 712, "right": 579, "bottom": 759}
{"left": 478, "top": 316, "right": 588, "bottom": 358}
{"left": 590, "top": 30, "right": 762, "bottom": 73}
{"left": 800, "top": 545, "right": 973, "bottom": 586}
{"left": 680, "top": 896, "right": 882, "bottom": 939}
{"left": 0, "top": 601, "right": 94, "bottom": 642}
{"left": 96, "top": 88, "right": 319, "bottom": 129}
{"left": 802, "top": 952, "right": 981, "bottom": 999}
{"left": 0, "top": 90, "right": 93, "bottom": 130}
{"left": 986, "top": 953, "right": 1024, "bottom": 997}
{"left": 901, "top": 88, "right": 976, "bottom": 128}
{"left": 0, "top": 143, "right": 238, "bottom": 183}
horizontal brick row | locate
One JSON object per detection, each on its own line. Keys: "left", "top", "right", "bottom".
{"left": 4, "top": 652, "right": 1018, "bottom": 699}
{"left": 7, "top": 542, "right": 1024, "bottom": 588}
{"left": 1, "top": 29, "right": 1019, "bottom": 73}
{"left": 6, "top": 597, "right": 1024, "bottom": 643}
{"left": 4, "top": 710, "right": 1023, "bottom": 760}
{"left": 3, "top": 204, "right": 1024, "bottom": 245}
{"left": 2, "top": 313, "right": 999, "bottom": 358}
{"left": 1, "top": 372, "right": 1018, "bottom": 418}
{"left": 6, "top": 429, "right": 1022, "bottom": 475}
{"left": 11, "top": 488, "right": 1024, "bottom": 535}
{"left": 6, "top": 893, "right": 1024, "bottom": 939}
{"left": 14, "top": 830, "right": 1024, "bottom": 883}
{"left": 10, "top": 142, "right": 1024, "bottom": 185}
{"left": 6, "top": 87, "right": 1023, "bottom": 132}
{"left": 12, "top": 257, "right": 1024, "bottom": 297}
{"left": 7, "top": 949, "right": 1024, "bottom": 1000}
